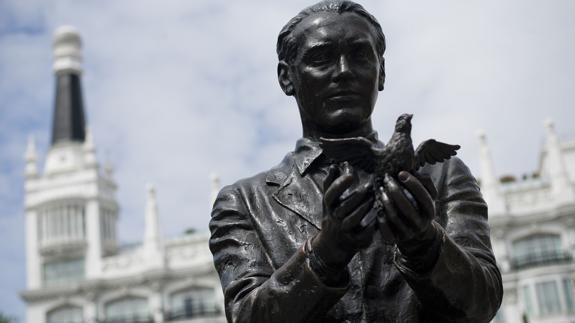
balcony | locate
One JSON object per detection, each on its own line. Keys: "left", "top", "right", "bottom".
{"left": 165, "top": 306, "right": 221, "bottom": 321}
{"left": 99, "top": 316, "right": 153, "bottom": 323}
{"left": 40, "top": 238, "right": 86, "bottom": 256}
{"left": 511, "top": 251, "right": 572, "bottom": 270}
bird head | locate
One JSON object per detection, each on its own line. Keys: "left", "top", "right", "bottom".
{"left": 394, "top": 113, "right": 413, "bottom": 134}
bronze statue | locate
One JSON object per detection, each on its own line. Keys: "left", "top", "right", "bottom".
{"left": 209, "top": 1, "right": 503, "bottom": 322}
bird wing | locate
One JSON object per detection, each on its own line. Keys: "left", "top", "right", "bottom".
{"left": 319, "top": 136, "right": 376, "bottom": 172}
{"left": 415, "top": 139, "right": 460, "bottom": 169}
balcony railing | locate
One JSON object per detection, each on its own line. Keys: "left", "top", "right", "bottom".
{"left": 165, "top": 306, "right": 221, "bottom": 321}
{"left": 40, "top": 238, "right": 87, "bottom": 256}
{"left": 511, "top": 251, "right": 572, "bottom": 270}
{"left": 99, "top": 316, "right": 153, "bottom": 323}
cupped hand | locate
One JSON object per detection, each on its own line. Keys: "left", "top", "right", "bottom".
{"left": 311, "top": 162, "right": 376, "bottom": 269}
{"left": 376, "top": 171, "right": 438, "bottom": 246}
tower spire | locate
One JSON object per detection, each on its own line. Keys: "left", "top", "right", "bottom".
{"left": 145, "top": 184, "right": 160, "bottom": 245}
{"left": 24, "top": 135, "right": 38, "bottom": 178}
{"left": 544, "top": 119, "right": 574, "bottom": 201}
{"left": 83, "top": 126, "right": 97, "bottom": 167}
{"left": 144, "top": 184, "right": 164, "bottom": 268}
{"left": 477, "top": 130, "right": 506, "bottom": 215}
{"left": 51, "top": 26, "right": 86, "bottom": 146}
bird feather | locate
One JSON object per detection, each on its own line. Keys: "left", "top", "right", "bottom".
{"left": 415, "top": 139, "right": 460, "bottom": 168}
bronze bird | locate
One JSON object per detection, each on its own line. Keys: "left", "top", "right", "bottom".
{"left": 319, "top": 113, "right": 460, "bottom": 226}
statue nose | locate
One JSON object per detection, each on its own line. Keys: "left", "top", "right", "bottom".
{"left": 334, "top": 55, "right": 352, "bottom": 81}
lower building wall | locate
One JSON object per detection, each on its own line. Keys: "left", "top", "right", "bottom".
{"left": 25, "top": 279, "right": 226, "bottom": 323}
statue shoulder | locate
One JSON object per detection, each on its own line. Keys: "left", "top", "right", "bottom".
{"left": 217, "top": 151, "right": 295, "bottom": 197}
{"left": 417, "top": 156, "right": 479, "bottom": 192}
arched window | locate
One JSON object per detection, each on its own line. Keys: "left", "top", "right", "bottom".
{"left": 105, "top": 296, "right": 151, "bottom": 323}
{"left": 511, "top": 233, "right": 568, "bottom": 269}
{"left": 168, "top": 287, "right": 219, "bottom": 320}
{"left": 47, "top": 305, "right": 83, "bottom": 323}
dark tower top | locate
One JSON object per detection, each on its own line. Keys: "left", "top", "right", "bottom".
{"left": 52, "top": 73, "right": 86, "bottom": 144}
{"left": 50, "top": 26, "right": 86, "bottom": 145}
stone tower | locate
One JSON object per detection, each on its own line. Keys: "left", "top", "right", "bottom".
{"left": 23, "top": 26, "right": 119, "bottom": 298}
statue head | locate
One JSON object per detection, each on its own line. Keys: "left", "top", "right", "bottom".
{"left": 394, "top": 113, "right": 413, "bottom": 134}
{"left": 276, "top": 1, "right": 386, "bottom": 139}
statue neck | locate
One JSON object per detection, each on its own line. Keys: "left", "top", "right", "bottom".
{"left": 302, "top": 119, "right": 375, "bottom": 141}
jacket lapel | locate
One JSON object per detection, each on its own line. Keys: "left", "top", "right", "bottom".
{"left": 270, "top": 167, "right": 323, "bottom": 230}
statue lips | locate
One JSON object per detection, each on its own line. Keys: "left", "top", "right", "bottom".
{"left": 325, "top": 90, "right": 362, "bottom": 104}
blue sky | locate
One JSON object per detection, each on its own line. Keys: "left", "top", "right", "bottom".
{"left": 1, "top": 0, "right": 575, "bottom": 320}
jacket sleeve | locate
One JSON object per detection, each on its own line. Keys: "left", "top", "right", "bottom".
{"left": 394, "top": 157, "right": 503, "bottom": 323}
{"left": 209, "top": 184, "right": 348, "bottom": 323}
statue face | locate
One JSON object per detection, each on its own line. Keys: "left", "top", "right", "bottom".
{"left": 281, "top": 12, "right": 384, "bottom": 135}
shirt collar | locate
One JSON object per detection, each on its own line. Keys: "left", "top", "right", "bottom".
{"left": 293, "top": 131, "right": 379, "bottom": 175}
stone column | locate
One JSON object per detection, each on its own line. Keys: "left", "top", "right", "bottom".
{"left": 85, "top": 199, "right": 102, "bottom": 278}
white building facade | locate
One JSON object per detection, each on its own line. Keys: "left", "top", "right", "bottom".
{"left": 20, "top": 27, "right": 226, "bottom": 323}
{"left": 481, "top": 124, "right": 575, "bottom": 323}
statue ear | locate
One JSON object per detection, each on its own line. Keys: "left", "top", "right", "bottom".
{"left": 277, "top": 61, "right": 294, "bottom": 96}
{"left": 378, "top": 57, "right": 385, "bottom": 91}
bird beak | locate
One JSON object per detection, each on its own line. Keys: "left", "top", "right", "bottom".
{"left": 407, "top": 114, "right": 413, "bottom": 120}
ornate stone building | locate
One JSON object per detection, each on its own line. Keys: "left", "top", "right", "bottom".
{"left": 481, "top": 125, "right": 575, "bottom": 323}
{"left": 20, "top": 27, "right": 225, "bottom": 323}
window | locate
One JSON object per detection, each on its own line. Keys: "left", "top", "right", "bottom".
{"left": 536, "top": 281, "right": 562, "bottom": 316}
{"left": 169, "top": 287, "right": 219, "bottom": 319}
{"left": 522, "top": 285, "right": 535, "bottom": 317}
{"left": 47, "top": 305, "right": 83, "bottom": 323}
{"left": 511, "top": 234, "right": 566, "bottom": 269}
{"left": 38, "top": 203, "right": 85, "bottom": 245}
{"left": 100, "top": 208, "right": 117, "bottom": 242}
{"left": 105, "top": 297, "right": 150, "bottom": 323}
{"left": 563, "top": 278, "right": 575, "bottom": 314}
{"left": 43, "top": 258, "right": 84, "bottom": 287}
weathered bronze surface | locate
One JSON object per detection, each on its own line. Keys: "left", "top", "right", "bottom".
{"left": 209, "top": 1, "right": 503, "bottom": 322}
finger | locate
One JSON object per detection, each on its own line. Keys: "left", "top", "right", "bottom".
{"left": 335, "top": 182, "right": 372, "bottom": 219}
{"left": 401, "top": 188, "right": 420, "bottom": 212}
{"left": 374, "top": 189, "right": 396, "bottom": 243}
{"left": 414, "top": 172, "right": 438, "bottom": 199}
{"left": 341, "top": 171, "right": 370, "bottom": 201}
{"left": 341, "top": 197, "right": 374, "bottom": 231}
{"left": 359, "top": 207, "right": 378, "bottom": 229}
{"left": 384, "top": 174, "right": 419, "bottom": 223}
{"left": 398, "top": 171, "right": 435, "bottom": 219}
{"left": 323, "top": 164, "right": 340, "bottom": 193}
{"left": 338, "top": 162, "right": 358, "bottom": 200}
{"left": 379, "top": 187, "right": 411, "bottom": 240}
{"left": 324, "top": 172, "right": 354, "bottom": 208}
{"left": 377, "top": 212, "right": 397, "bottom": 244}
{"left": 340, "top": 161, "right": 353, "bottom": 177}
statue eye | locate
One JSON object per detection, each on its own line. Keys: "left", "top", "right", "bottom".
{"left": 350, "top": 44, "right": 374, "bottom": 62}
{"left": 303, "top": 46, "right": 335, "bottom": 66}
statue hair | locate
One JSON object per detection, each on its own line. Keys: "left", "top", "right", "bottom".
{"left": 276, "top": 0, "right": 386, "bottom": 64}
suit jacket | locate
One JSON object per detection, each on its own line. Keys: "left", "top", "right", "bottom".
{"left": 209, "top": 138, "right": 503, "bottom": 323}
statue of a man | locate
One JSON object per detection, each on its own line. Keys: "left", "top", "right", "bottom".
{"left": 209, "top": 1, "right": 503, "bottom": 322}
